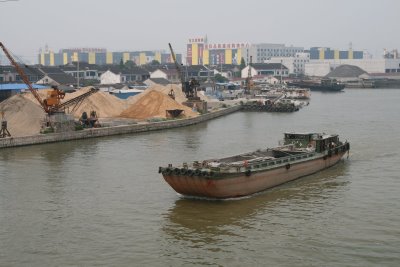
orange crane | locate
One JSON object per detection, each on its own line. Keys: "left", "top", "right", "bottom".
{"left": 0, "top": 42, "right": 66, "bottom": 114}
{"left": 0, "top": 41, "right": 98, "bottom": 115}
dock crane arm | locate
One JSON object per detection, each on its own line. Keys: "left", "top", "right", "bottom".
{"left": 168, "top": 43, "right": 185, "bottom": 86}
{"left": 0, "top": 42, "right": 48, "bottom": 112}
{"left": 168, "top": 43, "right": 198, "bottom": 99}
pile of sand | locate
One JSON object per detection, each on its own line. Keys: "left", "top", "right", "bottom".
{"left": 0, "top": 84, "right": 204, "bottom": 136}
{"left": 126, "top": 83, "right": 210, "bottom": 104}
{"left": 120, "top": 89, "right": 199, "bottom": 120}
{"left": 126, "top": 84, "right": 187, "bottom": 105}
{"left": 62, "top": 87, "right": 127, "bottom": 118}
{"left": 0, "top": 94, "right": 45, "bottom": 137}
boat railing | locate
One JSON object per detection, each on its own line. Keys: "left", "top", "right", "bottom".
{"left": 185, "top": 150, "right": 318, "bottom": 173}
{"left": 247, "top": 151, "right": 316, "bottom": 171}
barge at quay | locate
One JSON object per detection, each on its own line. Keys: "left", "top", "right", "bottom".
{"left": 159, "top": 132, "right": 350, "bottom": 199}
{"left": 287, "top": 79, "right": 345, "bottom": 92}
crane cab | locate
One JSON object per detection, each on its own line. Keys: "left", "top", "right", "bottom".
{"left": 45, "top": 86, "right": 65, "bottom": 107}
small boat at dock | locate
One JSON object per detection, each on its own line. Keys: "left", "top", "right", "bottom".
{"left": 159, "top": 132, "right": 350, "bottom": 199}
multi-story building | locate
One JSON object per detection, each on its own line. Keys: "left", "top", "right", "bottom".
{"left": 38, "top": 47, "right": 182, "bottom": 66}
{"left": 308, "top": 47, "right": 365, "bottom": 60}
{"left": 267, "top": 52, "right": 310, "bottom": 75}
{"left": 305, "top": 47, "right": 400, "bottom": 77}
{"left": 187, "top": 37, "right": 304, "bottom": 66}
{"left": 241, "top": 43, "right": 304, "bottom": 64}
{"left": 305, "top": 58, "right": 400, "bottom": 77}
{"left": 187, "top": 37, "right": 248, "bottom": 66}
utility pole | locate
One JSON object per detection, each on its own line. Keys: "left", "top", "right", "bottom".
{"left": 77, "top": 60, "right": 80, "bottom": 89}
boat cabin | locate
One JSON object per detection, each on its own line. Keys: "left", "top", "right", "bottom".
{"left": 284, "top": 132, "right": 339, "bottom": 153}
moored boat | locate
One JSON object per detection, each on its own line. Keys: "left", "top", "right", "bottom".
{"left": 287, "top": 79, "right": 345, "bottom": 92}
{"left": 159, "top": 132, "right": 350, "bottom": 199}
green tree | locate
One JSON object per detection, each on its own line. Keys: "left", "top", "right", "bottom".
{"left": 119, "top": 58, "right": 124, "bottom": 69}
{"left": 214, "top": 73, "right": 228, "bottom": 83}
{"left": 124, "top": 60, "right": 136, "bottom": 69}
{"left": 151, "top": 60, "right": 160, "bottom": 65}
{"left": 239, "top": 57, "right": 246, "bottom": 70}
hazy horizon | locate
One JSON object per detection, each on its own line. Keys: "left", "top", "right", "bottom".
{"left": 1, "top": 0, "right": 398, "bottom": 64}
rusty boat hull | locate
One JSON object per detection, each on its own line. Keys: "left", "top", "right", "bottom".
{"left": 159, "top": 133, "right": 350, "bottom": 199}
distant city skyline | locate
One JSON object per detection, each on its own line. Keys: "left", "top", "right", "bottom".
{"left": 0, "top": 0, "right": 398, "bottom": 64}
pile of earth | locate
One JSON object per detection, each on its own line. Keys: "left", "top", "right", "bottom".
{"left": 120, "top": 89, "right": 199, "bottom": 120}
{"left": 62, "top": 87, "right": 127, "bottom": 118}
{"left": 0, "top": 94, "right": 45, "bottom": 137}
{"left": 0, "top": 84, "right": 203, "bottom": 136}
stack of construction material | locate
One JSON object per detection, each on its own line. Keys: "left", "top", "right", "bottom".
{"left": 0, "top": 84, "right": 204, "bottom": 137}
{"left": 120, "top": 89, "right": 198, "bottom": 120}
{"left": 0, "top": 94, "right": 45, "bottom": 137}
{"left": 62, "top": 87, "right": 127, "bottom": 118}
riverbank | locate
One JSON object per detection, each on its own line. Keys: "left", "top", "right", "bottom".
{"left": 0, "top": 105, "right": 241, "bottom": 149}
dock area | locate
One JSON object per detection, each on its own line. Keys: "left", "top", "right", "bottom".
{"left": 0, "top": 105, "right": 241, "bottom": 149}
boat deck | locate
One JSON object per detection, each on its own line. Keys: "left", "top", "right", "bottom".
{"left": 206, "top": 146, "right": 311, "bottom": 168}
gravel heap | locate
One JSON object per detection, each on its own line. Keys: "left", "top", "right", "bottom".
{"left": 120, "top": 88, "right": 198, "bottom": 120}
{"left": 0, "top": 94, "right": 45, "bottom": 137}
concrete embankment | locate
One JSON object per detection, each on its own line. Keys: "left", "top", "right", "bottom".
{"left": 0, "top": 105, "right": 241, "bottom": 149}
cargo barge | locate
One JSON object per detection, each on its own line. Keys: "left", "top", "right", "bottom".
{"left": 287, "top": 79, "right": 345, "bottom": 92}
{"left": 159, "top": 132, "right": 350, "bottom": 199}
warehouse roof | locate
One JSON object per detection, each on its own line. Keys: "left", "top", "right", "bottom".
{"left": 0, "top": 83, "right": 48, "bottom": 90}
{"left": 146, "top": 78, "right": 170, "bottom": 85}
{"left": 251, "top": 63, "right": 288, "bottom": 70}
{"left": 46, "top": 73, "right": 77, "bottom": 85}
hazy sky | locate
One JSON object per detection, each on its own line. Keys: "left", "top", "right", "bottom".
{"left": 0, "top": 0, "right": 398, "bottom": 63}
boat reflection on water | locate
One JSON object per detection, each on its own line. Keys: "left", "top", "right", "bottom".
{"left": 162, "top": 162, "right": 349, "bottom": 243}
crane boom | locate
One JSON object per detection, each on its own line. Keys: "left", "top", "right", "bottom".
{"left": 0, "top": 42, "right": 47, "bottom": 112}
{"left": 168, "top": 43, "right": 185, "bottom": 85}
{"left": 168, "top": 43, "right": 199, "bottom": 99}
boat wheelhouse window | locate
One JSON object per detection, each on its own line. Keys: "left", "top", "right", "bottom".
{"left": 285, "top": 134, "right": 312, "bottom": 140}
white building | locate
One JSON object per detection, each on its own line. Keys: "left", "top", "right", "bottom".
{"left": 100, "top": 70, "right": 121, "bottom": 84}
{"left": 241, "top": 63, "right": 289, "bottom": 78}
{"left": 150, "top": 69, "right": 180, "bottom": 83}
{"left": 241, "top": 43, "right": 304, "bottom": 64}
{"left": 305, "top": 58, "right": 400, "bottom": 77}
{"left": 267, "top": 52, "right": 310, "bottom": 75}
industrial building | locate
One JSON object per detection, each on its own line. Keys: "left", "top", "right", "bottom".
{"left": 0, "top": 83, "right": 47, "bottom": 102}
{"left": 266, "top": 52, "right": 310, "bottom": 75}
{"left": 305, "top": 58, "right": 400, "bottom": 77}
{"left": 186, "top": 37, "right": 247, "bottom": 66}
{"left": 38, "top": 47, "right": 182, "bottom": 66}
{"left": 187, "top": 37, "right": 304, "bottom": 66}
{"left": 241, "top": 43, "right": 304, "bottom": 65}
{"left": 308, "top": 47, "right": 365, "bottom": 60}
